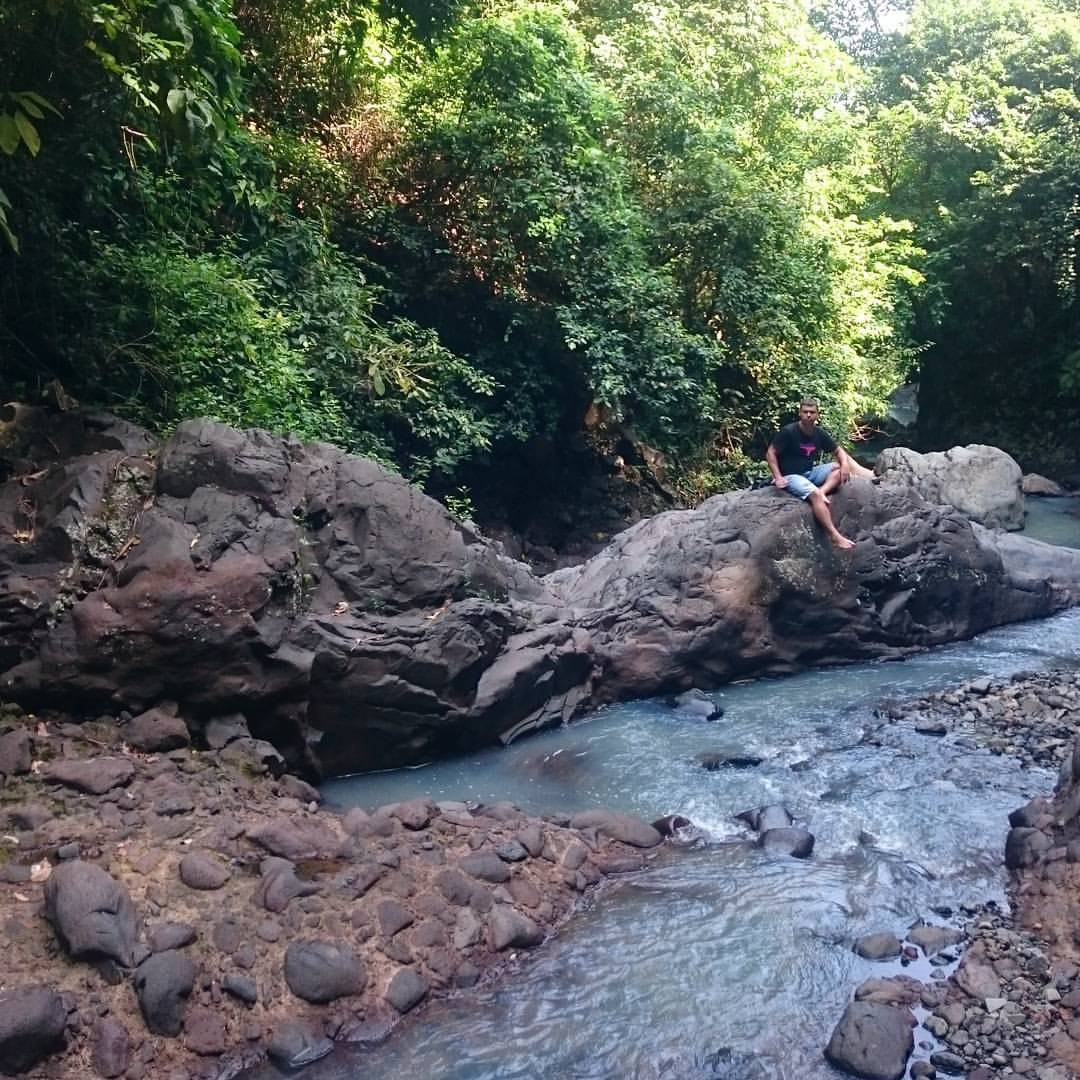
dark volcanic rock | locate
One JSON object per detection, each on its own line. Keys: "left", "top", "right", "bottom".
{"left": 824, "top": 1001, "right": 913, "bottom": 1080}
{"left": 0, "top": 985, "right": 67, "bottom": 1074}
{"left": 222, "top": 974, "right": 258, "bottom": 1006}
{"left": 125, "top": 705, "right": 190, "bottom": 752}
{"left": 148, "top": 923, "right": 197, "bottom": 953}
{"left": 40, "top": 757, "right": 134, "bottom": 794}
{"left": 699, "top": 752, "right": 762, "bottom": 770}
{"left": 246, "top": 817, "right": 343, "bottom": 860}
{"left": 90, "top": 1016, "right": 130, "bottom": 1078}
{"left": 854, "top": 932, "right": 903, "bottom": 961}
{"left": 4, "top": 412, "right": 1080, "bottom": 776}
{"left": 253, "top": 857, "right": 319, "bottom": 913}
{"left": 668, "top": 689, "right": 725, "bottom": 721}
{"left": 178, "top": 852, "right": 231, "bottom": 891}
{"left": 44, "top": 860, "right": 137, "bottom": 967}
{"left": 284, "top": 940, "right": 366, "bottom": 1003}
{"left": 385, "top": 968, "right": 428, "bottom": 1013}
{"left": 267, "top": 1023, "right": 334, "bottom": 1070}
{"left": 0, "top": 728, "right": 31, "bottom": 776}
{"left": 736, "top": 804, "right": 792, "bottom": 833}
{"left": 489, "top": 906, "right": 544, "bottom": 950}
{"left": 760, "top": 827, "right": 815, "bottom": 859}
{"left": 459, "top": 852, "right": 512, "bottom": 884}
{"left": 133, "top": 950, "right": 196, "bottom": 1036}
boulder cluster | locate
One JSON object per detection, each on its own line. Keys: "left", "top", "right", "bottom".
{"left": 0, "top": 699, "right": 664, "bottom": 1078}
{"left": 825, "top": 669, "right": 1080, "bottom": 1080}
{"left": 882, "top": 670, "right": 1080, "bottom": 771}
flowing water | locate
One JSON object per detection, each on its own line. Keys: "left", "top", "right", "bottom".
{"left": 260, "top": 499, "right": 1080, "bottom": 1080}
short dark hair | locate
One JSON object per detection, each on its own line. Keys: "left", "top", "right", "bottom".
{"left": 799, "top": 397, "right": 820, "bottom": 409}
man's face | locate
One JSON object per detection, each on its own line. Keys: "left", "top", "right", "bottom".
{"left": 798, "top": 404, "right": 819, "bottom": 428}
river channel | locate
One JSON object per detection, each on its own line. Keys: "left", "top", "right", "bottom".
{"left": 262, "top": 498, "right": 1080, "bottom": 1080}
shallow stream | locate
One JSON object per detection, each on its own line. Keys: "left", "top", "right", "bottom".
{"left": 274, "top": 498, "right": 1080, "bottom": 1080}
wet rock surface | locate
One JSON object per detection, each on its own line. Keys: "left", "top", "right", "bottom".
{"left": 824, "top": 668, "right": 1080, "bottom": 1080}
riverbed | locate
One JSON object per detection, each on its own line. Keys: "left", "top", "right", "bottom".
{"left": 268, "top": 500, "right": 1080, "bottom": 1080}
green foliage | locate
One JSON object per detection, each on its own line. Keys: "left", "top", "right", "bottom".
{"left": 5, "top": 0, "right": 1074, "bottom": 511}
{"left": 868, "top": 0, "right": 1080, "bottom": 466}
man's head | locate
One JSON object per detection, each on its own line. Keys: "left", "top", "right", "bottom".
{"left": 797, "top": 398, "right": 820, "bottom": 430}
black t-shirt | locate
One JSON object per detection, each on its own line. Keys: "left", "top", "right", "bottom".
{"left": 771, "top": 422, "right": 838, "bottom": 477}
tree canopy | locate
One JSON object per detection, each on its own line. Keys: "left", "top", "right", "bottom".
{"left": 1, "top": 0, "right": 1077, "bottom": 502}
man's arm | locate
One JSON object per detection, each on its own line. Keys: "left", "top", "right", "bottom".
{"left": 834, "top": 445, "right": 852, "bottom": 483}
{"left": 765, "top": 442, "right": 787, "bottom": 488}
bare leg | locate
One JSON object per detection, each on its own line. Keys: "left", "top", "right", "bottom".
{"left": 848, "top": 459, "right": 877, "bottom": 480}
{"left": 808, "top": 490, "right": 855, "bottom": 549}
{"left": 819, "top": 467, "right": 843, "bottom": 497}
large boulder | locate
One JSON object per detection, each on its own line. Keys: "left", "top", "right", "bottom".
{"left": 876, "top": 444, "right": 1023, "bottom": 530}
{"left": 4, "top": 410, "right": 1080, "bottom": 776}
{"left": 824, "top": 1001, "right": 914, "bottom": 1080}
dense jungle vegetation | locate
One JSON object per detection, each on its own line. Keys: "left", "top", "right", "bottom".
{"left": 1, "top": 0, "right": 1078, "bottom": 522}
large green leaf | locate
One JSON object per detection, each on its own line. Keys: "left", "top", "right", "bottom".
{"left": 13, "top": 110, "right": 40, "bottom": 155}
{"left": 0, "top": 115, "right": 18, "bottom": 155}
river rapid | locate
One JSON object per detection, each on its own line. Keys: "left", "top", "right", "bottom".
{"left": 270, "top": 498, "right": 1080, "bottom": 1080}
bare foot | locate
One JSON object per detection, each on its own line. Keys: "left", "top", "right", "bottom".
{"left": 832, "top": 535, "right": 856, "bottom": 550}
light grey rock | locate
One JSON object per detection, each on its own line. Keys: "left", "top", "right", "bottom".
{"left": 855, "top": 932, "right": 903, "bottom": 961}
{"left": 877, "top": 444, "right": 1024, "bottom": 530}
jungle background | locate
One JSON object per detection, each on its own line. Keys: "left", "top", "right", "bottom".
{"left": 2, "top": 0, "right": 1078, "bottom": 560}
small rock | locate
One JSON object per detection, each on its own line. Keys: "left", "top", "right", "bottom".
{"left": 284, "top": 939, "right": 366, "bottom": 1003}
{"left": 133, "top": 951, "right": 196, "bottom": 1036}
{"left": 91, "top": 1016, "right": 130, "bottom": 1078}
{"left": 40, "top": 757, "right": 134, "bottom": 795}
{"left": 489, "top": 906, "right": 543, "bottom": 951}
{"left": 0, "top": 728, "right": 31, "bottom": 776}
{"left": 148, "top": 923, "right": 198, "bottom": 953}
{"left": 855, "top": 932, "right": 903, "bottom": 961}
{"left": 569, "top": 810, "right": 663, "bottom": 848}
{"left": 178, "top": 852, "right": 231, "bottom": 891}
{"left": 0, "top": 985, "right": 67, "bottom": 1074}
{"left": 126, "top": 706, "right": 190, "bottom": 752}
{"left": 222, "top": 974, "right": 258, "bottom": 1006}
{"left": 459, "top": 852, "right": 511, "bottom": 883}
{"left": 385, "top": 968, "right": 428, "bottom": 1013}
{"left": 267, "top": 1023, "right": 333, "bottom": 1069}
{"left": 825, "top": 1001, "right": 913, "bottom": 1080}
{"left": 44, "top": 860, "right": 138, "bottom": 967}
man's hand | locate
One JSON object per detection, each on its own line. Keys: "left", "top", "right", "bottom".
{"left": 773, "top": 476, "right": 788, "bottom": 489}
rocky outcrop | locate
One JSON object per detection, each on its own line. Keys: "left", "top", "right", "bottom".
{"left": 871, "top": 669, "right": 1080, "bottom": 1078}
{"left": 876, "top": 444, "right": 1024, "bottom": 530}
{"left": 3, "top": 409, "right": 1080, "bottom": 776}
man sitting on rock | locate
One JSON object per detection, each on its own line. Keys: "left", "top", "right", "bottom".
{"left": 766, "top": 397, "right": 868, "bottom": 550}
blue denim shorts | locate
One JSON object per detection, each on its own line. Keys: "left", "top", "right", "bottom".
{"left": 784, "top": 462, "right": 836, "bottom": 499}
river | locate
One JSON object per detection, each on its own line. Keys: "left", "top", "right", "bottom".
{"left": 258, "top": 497, "right": 1080, "bottom": 1080}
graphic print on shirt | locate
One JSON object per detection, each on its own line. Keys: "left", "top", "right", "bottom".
{"left": 800, "top": 442, "right": 816, "bottom": 458}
